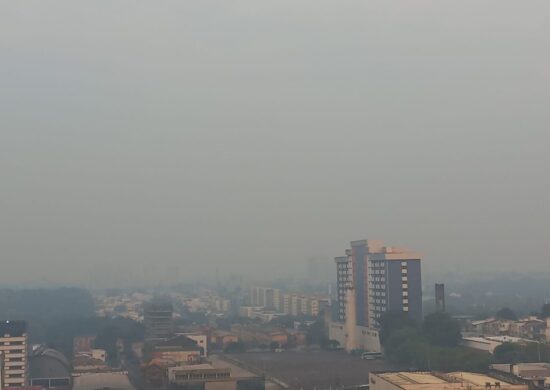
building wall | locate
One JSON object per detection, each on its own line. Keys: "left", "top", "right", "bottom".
{"left": 207, "top": 381, "right": 237, "bottom": 390}
{"left": 404, "top": 259, "right": 423, "bottom": 324}
{"left": 282, "top": 294, "right": 291, "bottom": 315}
{"left": 328, "top": 323, "right": 381, "bottom": 353}
{"left": 0, "top": 335, "right": 28, "bottom": 387}
{"left": 211, "top": 333, "right": 238, "bottom": 348}
{"left": 91, "top": 349, "right": 106, "bottom": 362}
{"left": 290, "top": 296, "right": 300, "bottom": 316}
{"left": 0, "top": 352, "right": 4, "bottom": 389}
{"left": 183, "top": 335, "right": 208, "bottom": 357}
{"left": 144, "top": 303, "right": 174, "bottom": 340}
{"left": 337, "top": 241, "right": 423, "bottom": 329}
{"left": 151, "top": 350, "right": 200, "bottom": 364}
{"left": 351, "top": 242, "right": 368, "bottom": 327}
{"left": 369, "top": 259, "right": 389, "bottom": 326}
{"left": 461, "top": 338, "right": 501, "bottom": 353}
{"left": 73, "top": 336, "right": 95, "bottom": 354}
{"left": 335, "top": 256, "right": 352, "bottom": 322}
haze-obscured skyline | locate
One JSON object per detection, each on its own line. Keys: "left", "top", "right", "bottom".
{"left": 1, "top": 1, "right": 549, "bottom": 286}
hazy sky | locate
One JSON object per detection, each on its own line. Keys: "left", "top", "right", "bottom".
{"left": 1, "top": 1, "right": 550, "bottom": 286}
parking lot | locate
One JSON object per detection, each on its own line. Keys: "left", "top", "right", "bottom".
{"left": 226, "top": 350, "right": 397, "bottom": 390}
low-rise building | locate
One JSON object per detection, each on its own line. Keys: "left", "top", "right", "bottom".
{"left": 168, "top": 359, "right": 265, "bottom": 390}
{"left": 177, "top": 333, "right": 208, "bottom": 357}
{"left": 467, "top": 317, "right": 548, "bottom": 341}
{"left": 148, "top": 336, "right": 202, "bottom": 364}
{"left": 462, "top": 335, "right": 536, "bottom": 354}
{"left": 210, "top": 331, "right": 239, "bottom": 349}
{"left": 142, "top": 358, "right": 176, "bottom": 388}
{"left": 91, "top": 349, "right": 106, "bottom": 362}
{"left": 29, "top": 345, "right": 71, "bottom": 389}
{"left": 72, "top": 353, "right": 110, "bottom": 374}
{"left": 73, "top": 372, "right": 135, "bottom": 390}
{"left": 238, "top": 306, "right": 263, "bottom": 318}
{"left": 230, "top": 325, "right": 288, "bottom": 347}
{"left": 491, "top": 363, "right": 550, "bottom": 388}
{"left": 369, "top": 371, "right": 528, "bottom": 390}
{"left": 73, "top": 335, "right": 96, "bottom": 355}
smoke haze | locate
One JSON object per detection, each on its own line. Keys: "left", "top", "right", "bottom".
{"left": 1, "top": 1, "right": 550, "bottom": 286}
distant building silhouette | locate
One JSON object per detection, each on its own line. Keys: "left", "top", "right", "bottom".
{"left": 435, "top": 283, "right": 446, "bottom": 312}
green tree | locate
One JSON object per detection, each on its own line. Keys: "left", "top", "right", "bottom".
{"left": 493, "top": 342, "right": 527, "bottom": 363}
{"left": 385, "top": 327, "right": 428, "bottom": 368}
{"left": 378, "top": 310, "right": 417, "bottom": 345}
{"left": 306, "top": 319, "right": 327, "bottom": 345}
{"left": 94, "top": 325, "right": 119, "bottom": 365}
{"left": 496, "top": 308, "right": 517, "bottom": 321}
{"left": 422, "top": 312, "right": 461, "bottom": 347}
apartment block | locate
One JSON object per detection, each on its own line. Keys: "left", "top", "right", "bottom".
{"left": 0, "top": 321, "right": 28, "bottom": 388}
{"left": 248, "top": 287, "right": 282, "bottom": 311}
{"left": 282, "top": 294, "right": 291, "bottom": 314}
{"left": 335, "top": 255, "right": 352, "bottom": 322}
{"left": 143, "top": 301, "right": 174, "bottom": 341}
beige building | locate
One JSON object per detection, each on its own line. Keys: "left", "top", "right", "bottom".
{"left": 282, "top": 294, "right": 291, "bottom": 314}
{"left": 210, "top": 331, "right": 239, "bottom": 349}
{"left": 178, "top": 333, "right": 208, "bottom": 357}
{"left": 309, "top": 298, "right": 321, "bottom": 317}
{"left": 329, "top": 285, "right": 381, "bottom": 353}
{"left": 168, "top": 359, "right": 264, "bottom": 390}
{"left": 1, "top": 352, "right": 4, "bottom": 389}
{"left": 230, "top": 325, "right": 288, "bottom": 347}
{"left": 149, "top": 335, "right": 202, "bottom": 364}
{"left": 369, "top": 372, "right": 528, "bottom": 390}
{"left": 0, "top": 321, "right": 28, "bottom": 388}
{"left": 248, "top": 287, "right": 282, "bottom": 311}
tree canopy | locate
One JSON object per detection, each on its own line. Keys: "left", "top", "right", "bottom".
{"left": 496, "top": 308, "right": 517, "bottom": 321}
{"left": 381, "top": 310, "right": 490, "bottom": 372}
{"left": 378, "top": 310, "right": 417, "bottom": 346}
{"left": 422, "top": 312, "right": 462, "bottom": 347}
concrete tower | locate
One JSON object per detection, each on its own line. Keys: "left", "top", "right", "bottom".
{"left": 345, "top": 285, "right": 357, "bottom": 353}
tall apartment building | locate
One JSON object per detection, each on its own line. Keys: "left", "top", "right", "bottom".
{"left": 248, "top": 287, "right": 281, "bottom": 311}
{"left": 335, "top": 254, "right": 353, "bottom": 322}
{"left": 1, "top": 352, "right": 4, "bottom": 389}
{"left": 282, "top": 294, "right": 291, "bottom": 314}
{"left": 334, "top": 239, "right": 422, "bottom": 328}
{"left": 144, "top": 301, "right": 174, "bottom": 341}
{"left": 0, "top": 320, "right": 28, "bottom": 388}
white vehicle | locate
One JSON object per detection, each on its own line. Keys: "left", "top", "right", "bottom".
{"left": 361, "top": 352, "right": 383, "bottom": 360}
